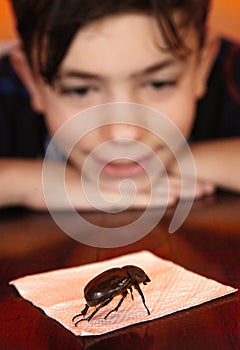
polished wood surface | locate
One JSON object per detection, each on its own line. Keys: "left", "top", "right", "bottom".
{"left": 0, "top": 192, "right": 240, "bottom": 350}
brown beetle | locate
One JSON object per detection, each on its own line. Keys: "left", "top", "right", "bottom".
{"left": 72, "top": 265, "right": 151, "bottom": 325}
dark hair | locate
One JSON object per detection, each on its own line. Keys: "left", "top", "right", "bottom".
{"left": 10, "top": 0, "right": 210, "bottom": 85}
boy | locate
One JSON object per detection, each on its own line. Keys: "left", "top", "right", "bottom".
{"left": 0, "top": 0, "right": 239, "bottom": 210}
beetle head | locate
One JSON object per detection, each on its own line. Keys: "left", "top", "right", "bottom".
{"left": 122, "top": 265, "right": 150, "bottom": 284}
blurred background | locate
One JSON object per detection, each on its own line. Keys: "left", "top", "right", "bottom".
{"left": 0, "top": 0, "right": 240, "bottom": 41}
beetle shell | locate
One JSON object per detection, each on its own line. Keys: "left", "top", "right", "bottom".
{"left": 84, "top": 267, "right": 131, "bottom": 307}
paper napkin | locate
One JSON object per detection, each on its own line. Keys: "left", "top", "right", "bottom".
{"left": 10, "top": 251, "right": 237, "bottom": 336}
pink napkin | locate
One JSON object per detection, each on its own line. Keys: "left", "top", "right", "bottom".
{"left": 10, "top": 251, "right": 237, "bottom": 336}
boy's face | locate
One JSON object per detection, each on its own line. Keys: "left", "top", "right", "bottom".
{"left": 25, "top": 13, "right": 215, "bottom": 191}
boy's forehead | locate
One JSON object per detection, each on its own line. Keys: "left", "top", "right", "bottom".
{"left": 70, "top": 13, "right": 165, "bottom": 46}
{"left": 61, "top": 10, "right": 195, "bottom": 45}
{"left": 59, "top": 13, "right": 194, "bottom": 75}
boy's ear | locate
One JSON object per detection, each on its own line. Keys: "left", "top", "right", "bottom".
{"left": 9, "top": 49, "right": 44, "bottom": 113}
{"left": 196, "top": 30, "right": 221, "bottom": 99}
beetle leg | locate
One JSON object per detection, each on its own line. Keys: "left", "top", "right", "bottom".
{"left": 134, "top": 282, "right": 150, "bottom": 315}
{"left": 129, "top": 286, "right": 134, "bottom": 300}
{"left": 72, "top": 304, "right": 89, "bottom": 322}
{"left": 104, "top": 290, "right": 128, "bottom": 319}
{"left": 74, "top": 297, "right": 114, "bottom": 325}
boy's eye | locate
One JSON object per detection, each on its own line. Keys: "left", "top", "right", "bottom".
{"left": 58, "top": 86, "right": 93, "bottom": 96}
{"left": 147, "top": 80, "right": 177, "bottom": 89}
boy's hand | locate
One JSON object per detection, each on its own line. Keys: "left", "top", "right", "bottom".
{"left": 167, "top": 174, "right": 215, "bottom": 201}
{"left": 129, "top": 174, "right": 215, "bottom": 209}
{"left": 85, "top": 173, "right": 215, "bottom": 211}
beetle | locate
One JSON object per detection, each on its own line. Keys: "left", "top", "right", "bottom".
{"left": 72, "top": 265, "right": 151, "bottom": 325}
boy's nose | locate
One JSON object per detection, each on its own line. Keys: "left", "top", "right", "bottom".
{"left": 103, "top": 123, "right": 144, "bottom": 143}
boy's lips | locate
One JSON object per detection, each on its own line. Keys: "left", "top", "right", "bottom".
{"left": 102, "top": 161, "right": 145, "bottom": 177}
{"left": 90, "top": 151, "right": 156, "bottom": 178}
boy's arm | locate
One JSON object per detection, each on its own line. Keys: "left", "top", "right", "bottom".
{"left": 0, "top": 159, "right": 93, "bottom": 210}
{"left": 190, "top": 137, "right": 240, "bottom": 192}
{"left": 0, "top": 159, "right": 163, "bottom": 210}
{"left": 0, "top": 159, "right": 38, "bottom": 208}
{"left": 176, "top": 138, "right": 240, "bottom": 193}
{"left": 4, "top": 137, "right": 235, "bottom": 211}
{"left": 0, "top": 158, "right": 180, "bottom": 210}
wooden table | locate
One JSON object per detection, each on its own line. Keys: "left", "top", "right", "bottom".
{"left": 0, "top": 192, "right": 239, "bottom": 350}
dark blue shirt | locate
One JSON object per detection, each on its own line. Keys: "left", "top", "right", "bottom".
{"left": 192, "top": 39, "right": 240, "bottom": 140}
{"left": 0, "top": 55, "right": 46, "bottom": 157}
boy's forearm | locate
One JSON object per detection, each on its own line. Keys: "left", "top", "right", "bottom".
{"left": 0, "top": 158, "right": 92, "bottom": 210}
{"left": 182, "top": 138, "right": 240, "bottom": 193}
{"left": 0, "top": 159, "right": 45, "bottom": 208}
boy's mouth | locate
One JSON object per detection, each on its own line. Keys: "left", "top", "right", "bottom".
{"left": 91, "top": 151, "right": 156, "bottom": 178}
{"left": 102, "top": 160, "right": 145, "bottom": 177}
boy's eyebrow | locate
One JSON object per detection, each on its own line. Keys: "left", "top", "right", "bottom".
{"left": 56, "top": 59, "right": 178, "bottom": 81}
{"left": 136, "top": 59, "right": 178, "bottom": 77}
{"left": 55, "top": 70, "right": 102, "bottom": 81}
